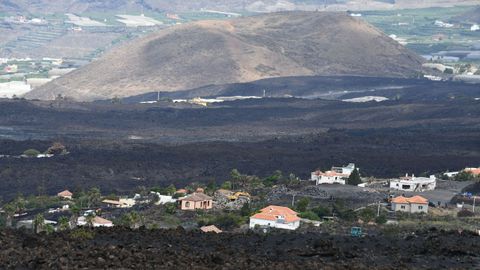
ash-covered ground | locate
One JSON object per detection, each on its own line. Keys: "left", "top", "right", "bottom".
{"left": 0, "top": 227, "right": 478, "bottom": 269}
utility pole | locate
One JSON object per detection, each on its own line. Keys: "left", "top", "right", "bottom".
{"left": 157, "top": 91, "right": 160, "bottom": 101}
{"left": 377, "top": 201, "right": 380, "bottom": 217}
{"left": 291, "top": 194, "right": 296, "bottom": 207}
{"left": 473, "top": 196, "right": 476, "bottom": 213}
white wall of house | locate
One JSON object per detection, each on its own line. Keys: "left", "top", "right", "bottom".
{"left": 249, "top": 218, "right": 300, "bottom": 230}
{"left": 392, "top": 203, "right": 428, "bottom": 213}
{"left": 389, "top": 176, "right": 436, "bottom": 192}
{"left": 312, "top": 175, "right": 346, "bottom": 185}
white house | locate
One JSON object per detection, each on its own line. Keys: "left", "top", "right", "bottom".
{"left": 311, "top": 170, "right": 347, "bottom": 185}
{"left": 102, "top": 198, "right": 136, "bottom": 208}
{"left": 331, "top": 163, "right": 357, "bottom": 176}
{"left": 391, "top": 195, "right": 428, "bottom": 214}
{"left": 389, "top": 174, "right": 436, "bottom": 192}
{"left": 249, "top": 205, "right": 300, "bottom": 230}
{"left": 77, "top": 216, "right": 113, "bottom": 227}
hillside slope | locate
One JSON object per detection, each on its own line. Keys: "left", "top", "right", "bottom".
{"left": 27, "top": 12, "right": 424, "bottom": 101}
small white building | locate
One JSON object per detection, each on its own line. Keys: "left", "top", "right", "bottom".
{"left": 102, "top": 198, "right": 136, "bottom": 208}
{"left": 331, "top": 163, "right": 357, "bottom": 176}
{"left": 311, "top": 170, "right": 347, "bottom": 185}
{"left": 391, "top": 195, "right": 428, "bottom": 214}
{"left": 77, "top": 216, "right": 113, "bottom": 227}
{"left": 249, "top": 205, "right": 300, "bottom": 230}
{"left": 389, "top": 174, "right": 436, "bottom": 192}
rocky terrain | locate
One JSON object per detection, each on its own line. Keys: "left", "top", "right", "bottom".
{"left": 0, "top": 227, "right": 478, "bottom": 269}
{"left": 28, "top": 12, "right": 424, "bottom": 101}
{"left": 1, "top": 78, "right": 480, "bottom": 199}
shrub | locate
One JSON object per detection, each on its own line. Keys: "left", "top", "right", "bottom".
{"left": 23, "top": 149, "right": 40, "bottom": 157}
{"left": 69, "top": 229, "right": 95, "bottom": 240}
{"left": 312, "top": 206, "right": 332, "bottom": 218}
{"left": 299, "top": 211, "right": 320, "bottom": 221}
{"left": 457, "top": 209, "right": 475, "bottom": 218}
{"left": 358, "top": 208, "right": 376, "bottom": 222}
{"left": 375, "top": 214, "right": 387, "bottom": 224}
{"left": 455, "top": 171, "right": 474, "bottom": 181}
{"left": 295, "top": 197, "right": 310, "bottom": 212}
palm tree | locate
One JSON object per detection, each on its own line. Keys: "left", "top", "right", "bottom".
{"left": 85, "top": 213, "right": 95, "bottom": 228}
{"left": 87, "top": 187, "right": 101, "bottom": 208}
{"left": 70, "top": 204, "right": 81, "bottom": 229}
{"left": 2, "top": 203, "right": 16, "bottom": 228}
{"left": 58, "top": 216, "right": 70, "bottom": 231}
{"left": 129, "top": 211, "right": 141, "bottom": 229}
{"left": 34, "top": 214, "right": 45, "bottom": 233}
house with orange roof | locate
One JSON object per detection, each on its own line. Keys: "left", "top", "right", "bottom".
{"left": 465, "top": 167, "right": 480, "bottom": 176}
{"left": 178, "top": 193, "right": 213, "bottom": 210}
{"left": 249, "top": 205, "right": 300, "bottom": 230}
{"left": 311, "top": 170, "right": 348, "bottom": 185}
{"left": 391, "top": 195, "right": 429, "bottom": 213}
{"left": 57, "top": 190, "right": 73, "bottom": 200}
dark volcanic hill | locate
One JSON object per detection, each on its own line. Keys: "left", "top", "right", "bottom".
{"left": 27, "top": 11, "right": 424, "bottom": 101}
{"left": 453, "top": 6, "right": 480, "bottom": 24}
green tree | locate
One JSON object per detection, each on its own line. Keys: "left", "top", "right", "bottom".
{"left": 165, "top": 184, "right": 176, "bottom": 196}
{"left": 2, "top": 203, "right": 16, "bottom": 227}
{"left": 87, "top": 187, "right": 101, "bottom": 208}
{"left": 240, "top": 203, "right": 252, "bottom": 217}
{"left": 358, "top": 208, "right": 375, "bottom": 222}
{"left": 455, "top": 171, "right": 474, "bottom": 181}
{"left": 375, "top": 214, "right": 387, "bottom": 224}
{"left": 231, "top": 169, "right": 241, "bottom": 190}
{"left": 221, "top": 181, "right": 232, "bottom": 190}
{"left": 296, "top": 197, "right": 310, "bottom": 212}
{"left": 85, "top": 213, "right": 95, "bottom": 228}
{"left": 34, "top": 214, "right": 45, "bottom": 233}
{"left": 299, "top": 210, "right": 320, "bottom": 221}
{"left": 129, "top": 211, "right": 142, "bottom": 229}
{"left": 348, "top": 168, "right": 362, "bottom": 186}
{"left": 70, "top": 204, "right": 81, "bottom": 229}
{"left": 58, "top": 216, "right": 70, "bottom": 231}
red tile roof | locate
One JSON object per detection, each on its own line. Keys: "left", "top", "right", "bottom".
{"left": 312, "top": 170, "right": 348, "bottom": 177}
{"left": 57, "top": 190, "right": 73, "bottom": 197}
{"left": 179, "top": 192, "right": 212, "bottom": 202}
{"left": 391, "top": 195, "right": 428, "bottom": 204}
{"left": 251, "top": 205, "right": 300, "bottom": 223}
{"left": 465, "top": 168, "right": 480, "bottom": 175}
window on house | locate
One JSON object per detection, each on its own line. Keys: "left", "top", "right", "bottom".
{"left": 400, "top": 205, "right": 405, "bottom": 209}
{"left": 418, "top": 206, "right": 423, "bottom": 209}
{"left": 185, "top": 202, "right": 190, "bottom": 207}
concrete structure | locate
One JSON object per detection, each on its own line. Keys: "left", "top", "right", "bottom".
{"left": 311, "top": 170, "right": 347, "bottom": 185}
{"left": 331, "top": 163, "right": 357, "bottom": 176}
{"left": 57, "top": 190, "right": 73, "bottom": 200}
{"left": 249, "top": 205, "right": 300, "bottom": 230}
{"left": 77, "top": 216, "right": 113, "bottom": 227}
{"left": 391, "top": 196, "right": 428, "bottom": 214}
{"left": 389, "top": 174, "right": 436, "bottom": 192}
{"left": 179, "top": 193, "right": 213, "bottom": 210}
{"left": 102, "top": 198, "right": 136, "bottom": 208}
